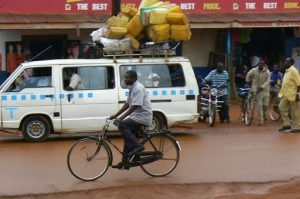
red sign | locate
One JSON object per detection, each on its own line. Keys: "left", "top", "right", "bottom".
{"left": 0, "top": 0, "right": 112, "bottom": 14}
{"left": 121, "top": 0, "right": 300, "bottom": 14}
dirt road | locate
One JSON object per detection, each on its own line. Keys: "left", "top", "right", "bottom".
{"left": 1, "top": 104, "right": 300, "bottom": 199}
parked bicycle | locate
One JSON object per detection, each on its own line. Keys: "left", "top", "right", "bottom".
{"left": 67, "top": 119, "right": 181, "bottom": 181}
{"left": 238, "top": 87, "right": 257, "bottom": 126}
{"left": 268, "top": 88, "right": 281, "bottom": 121}
{"left": 198, "top": 77, "right": 227, "bottom": 127}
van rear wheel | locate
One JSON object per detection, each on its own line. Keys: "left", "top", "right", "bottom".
{"left": 22, "top": 116, "right": 51, "bottom": 142}
{"left": 147, "top": 113, "right": 164, "bottom": 132}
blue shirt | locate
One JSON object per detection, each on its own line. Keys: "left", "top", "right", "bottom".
{"left": 204, "top": 70, "right": 229, "bottom": 97}
{"left": 270, "top": 71, "right": 283, "bottom": 87}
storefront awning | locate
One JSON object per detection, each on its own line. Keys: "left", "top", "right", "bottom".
{"left": 0, "top": 14, "right": 110, "bottom": 29}
{"left": 189, "top": 12, "right": 300, "bottom": 28}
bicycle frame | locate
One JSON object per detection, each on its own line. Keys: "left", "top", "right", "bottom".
{"left": 90, "top": 120, "right": 180, "bottom": 166}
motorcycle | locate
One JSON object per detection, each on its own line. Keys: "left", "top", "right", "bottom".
{"left": 198, "top": 77, "right": 228, "bottom": 127}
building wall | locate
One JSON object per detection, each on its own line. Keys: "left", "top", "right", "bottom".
{"left": 182, "top": 29, "right": 218, "bottom": 67}
{"left": 0, "top": 30, "right": 22, "bottom": 71}
{"left": 0, "top": 29, "right": 94, "bottom": 71}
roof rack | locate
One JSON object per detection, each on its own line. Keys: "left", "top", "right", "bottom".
{"left": 102, "top": 41, "right": 180, "bottom": 61}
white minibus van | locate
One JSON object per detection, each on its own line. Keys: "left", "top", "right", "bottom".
{"left": 0, "top": 57, "right": 199, "bottom": 141}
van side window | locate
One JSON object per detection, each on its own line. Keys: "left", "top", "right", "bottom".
{"left": 6, "top": 67, "right": 52, "bottom": 92}
{"left": 120, "top": 64, "right": 185, "bottom": 88}
{"left": 63, "top": 66, "right": 114, "bottom": 90}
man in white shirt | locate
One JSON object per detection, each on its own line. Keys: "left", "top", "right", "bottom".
{"left": 65, "top": 68, "right": 84, "bottom": 90}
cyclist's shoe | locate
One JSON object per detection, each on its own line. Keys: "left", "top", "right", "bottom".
{"left": 290, "top": 129, "right": 300, "bottom": 133}
{"left": 112, "top": 162, "right": 130, "bottom": 170}
{"left": 127, "top": 145, "right": 145, "bottom": 157}
{"left": 278, "top": 126, "right": 291, "bottom": 132}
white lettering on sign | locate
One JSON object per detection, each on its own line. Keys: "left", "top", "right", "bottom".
{"left": 245, "top": 2, "right": 256, "bottom": 9}
{"left": 92, "top": 3, "right": 108, "bottom": 10}
{"left": 181, "top": 3, "right": 195, "bottom": 10}
{"left": 76, "top": 3, "right": 88, "bottom": 10}
{"left": 263, "top": 2, "right": 277, "bottom": 9}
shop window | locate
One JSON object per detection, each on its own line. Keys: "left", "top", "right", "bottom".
{"left": 6, "top": 67, "right": 52, "bottom": 92}
{"left": 63, "top": 66, "right": 114, "bottom": 91}
{"left": 120, "top": 64, "right": 185, "bottom": 88}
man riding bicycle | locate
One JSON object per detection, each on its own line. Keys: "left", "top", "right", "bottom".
{"left": 110, "top": 70, "right": 153, "bottom": 170}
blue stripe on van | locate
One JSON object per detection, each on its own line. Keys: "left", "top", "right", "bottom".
{"left": 180, "top": 90, "right": 185, "bottom": 95}
{"left": 153, "top": 91, "right": 158, "bottom": 96}
{"left": 21, "top": 95, "right": 26, "bottom": 101}
{"left": 40, "top": 95, "right": 46, "bottom": 100}
{"left": 2, "top": 96, "right": 7, "bottom": 101}
{"left": 79, "top": 93, "right": 84, "bottom": 99}
{"left": 11, "top": 95, "right": 17, "bottom": 101}
{"left": 31, "top": 95, "right": 36, "bottom": 100}
{"left": 162, "top": 90, "right": 167, "bottom": 96}
{"left": 88, "top": 93, "right": 93, "bottom": 98}
{"left": 60, "top": 94, "right": 65, "bottom": 99}
{"left": 189, "top": 90, "right": 194, "bottom": 95}
{"left": 171, "top": 90, "right": 176, "bottom": 95}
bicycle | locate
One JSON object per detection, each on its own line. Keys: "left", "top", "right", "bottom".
{"left": 67, "top": 119, "right": 181, "bottom": 181}
{"left": 238, "top": 88, "right": 256, "bottom": 126}
{"left": 268, "top": 88, "right": 281, "bottom": 121}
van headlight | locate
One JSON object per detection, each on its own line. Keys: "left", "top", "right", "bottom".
{"left": 210, "top": 88, "right": 218, "bottom": 96}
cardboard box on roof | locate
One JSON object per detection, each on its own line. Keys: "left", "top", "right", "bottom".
{"left": 139, "top": 0, "right": 158, "bottom": 9}
{"left": 127, "top": 14, "right": 144, "bottom": 38}
{"left": 125, "top": 34, "right": 140, "bottom": 49}
{"left": 140, "top": 6, "right": 157, "bottom": 26}
{"left": 150, "top": 8, "right": 168, "bottom": 25}
{"left": 152, "top": 1, "right": 170, "bottom": 7}
{"left": 117, "top": 12, "right": 130, "bottom": 21}
{"left": 105, "top": 27, "right": 127, "bottom": 39}
{"left": 171, "top": 25, "right": 191, "bottom": 41}
{"left": 121, "top": 6, "right": 137, "bottom": 17}
{"left": 106, "top": 16, "right": 129, "bottom": 27}
{"left": 167, "top": 13, "right": 189, "bottom": 25}
{"left": 168, "top": 5, "right": 182, "bottom": 13}
{"left": 152, "top": 24, "right": 170, "bottom": 42}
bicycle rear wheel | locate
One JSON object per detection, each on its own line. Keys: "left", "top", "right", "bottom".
{"left": 140, "top": 133, "right": 180, "bottom": 177}
{"left": 67, "top": 138, "right": 111, "bottom": 181}
{"left": 244, "top": 96, "right": 254, "bottom": 126}
{"left": 269, "top": 97, "right": 281, "bottom": 121}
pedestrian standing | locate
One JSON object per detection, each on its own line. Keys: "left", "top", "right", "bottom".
{"left": 278, "top": 57, "right": 300, "bottom": 133}
{"left": 246, "top": 59, "right": 270, "bottom": 125}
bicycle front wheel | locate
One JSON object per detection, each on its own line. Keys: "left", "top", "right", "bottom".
{"left": 140, "top": 133, "right": 180, "bottom": 177}
{"left": 67, "top": 138, "right": 111, "bottom": 181}
{"left": 269, "top": 97, "right": 281, "bottom": 121}
{"left": 208, "top": 104, "right": 216, "bottom": 127}
{"left": 244, "top": 96, "right": 254, "bottom": 126}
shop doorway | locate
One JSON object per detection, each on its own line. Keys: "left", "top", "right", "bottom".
{"left": 233, "top": 28, "right": 285, "bottom": 88}
{"left": 22, "top": 35, "right": 68, "bottom": 61}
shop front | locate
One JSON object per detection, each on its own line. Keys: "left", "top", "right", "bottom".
{"left": 122, "top": 0, "right": 300, "bottom": 91}
{"left": 0, "top": 0, "right": 112, "bottom": 80}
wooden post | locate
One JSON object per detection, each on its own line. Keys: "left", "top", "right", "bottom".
{"left": 112, "top": 0, "right": 121, "bottom": 16}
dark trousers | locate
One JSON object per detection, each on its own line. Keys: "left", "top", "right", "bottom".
{"left": 218, "top": 95, "right": 230, "bottom": 122}
{"left": 118, "top": 118, "right": 143, "bottom": 157}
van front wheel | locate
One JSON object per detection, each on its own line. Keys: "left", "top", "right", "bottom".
{"left": 22, "top": 116, "right": 51, "bottom": 142}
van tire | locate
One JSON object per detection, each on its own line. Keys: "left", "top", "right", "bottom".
{"left": 148, "top": 113, "right": 164, "bottom": 132}
{"left": 22, "top": 116, "right": 50, "bottom": 142}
